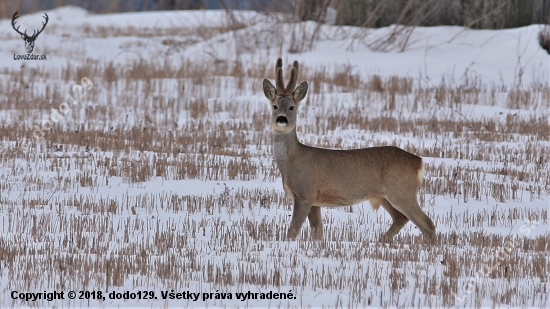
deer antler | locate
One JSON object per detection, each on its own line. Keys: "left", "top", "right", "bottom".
{"left": 275, "top": 58, "right": 284, "bottom": 94}
{"left": 11, "top": 11, "right": 27, "bottom": 37}
{"left": 275, "top": 58, "right": 301, "bottom": 95}
{"left": 285, "top": 61, "right": 299, "bottom": 94}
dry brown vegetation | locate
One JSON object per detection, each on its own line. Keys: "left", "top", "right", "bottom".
{"left": 0, "top": 18, "right": 549, "bottom": 308}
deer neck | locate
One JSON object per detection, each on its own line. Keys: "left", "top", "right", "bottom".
{"left": 273, "top": 127, "right": 301, "bottom": 173}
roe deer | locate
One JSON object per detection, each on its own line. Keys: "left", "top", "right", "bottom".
{"left": 262, "top": 58, "right": 436, "bottom": 241}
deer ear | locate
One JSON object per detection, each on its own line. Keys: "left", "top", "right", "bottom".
{"left": 263, "top": 79, "right": 277, "bottom": 101}
{"left": 293, "top": 81, "right": 308, "bottom": 102}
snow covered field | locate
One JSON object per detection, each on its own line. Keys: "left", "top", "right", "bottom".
{"left": 0, "top": 6, "right": 548, "bottom": 308}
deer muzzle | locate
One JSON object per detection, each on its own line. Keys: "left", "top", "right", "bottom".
{"left": 276, "top": 116, "right": 288, "bottom": 127}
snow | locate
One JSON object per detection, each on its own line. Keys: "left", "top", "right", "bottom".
{"left": 0, "top": 6, "right": 549, "bottom": 309}
{"left": 1, "top": 6, "right": 548, "bottom": 86}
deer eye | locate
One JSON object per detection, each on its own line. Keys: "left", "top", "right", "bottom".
{"left": 273, "top": 105, "right": 277, "bottom": 110}
{"left": 289, "top": 106, "right": 294, "bottom": 110}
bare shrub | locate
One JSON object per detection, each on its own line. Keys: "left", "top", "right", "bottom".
{"left": 288, "top": 22, "right": 325, "bottom": 54}
{"left": 342, "top": 0, "right": 442, "bottom": 52}
{"left": 539, "top": 26, "right": 550, "bottom": 54}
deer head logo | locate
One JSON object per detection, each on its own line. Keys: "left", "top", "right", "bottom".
{"left": 11, "top": 11, "right": 49, "bottom": 54}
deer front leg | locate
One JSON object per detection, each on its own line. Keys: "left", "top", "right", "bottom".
{"left": 307, "top": 206, "right": 323, "bottom": 240}
{"left": 287, "top": 198, "right": 312, "bottom": 240}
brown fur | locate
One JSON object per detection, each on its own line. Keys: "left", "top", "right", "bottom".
{"left": 315, "top": 188, "right": 360, "bottom": 206}
{"left": 263, "top": 58, "right": 436, "bottom": 241}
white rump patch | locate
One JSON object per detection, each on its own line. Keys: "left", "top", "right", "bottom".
{"left": 418, "top": 161, "right": 425, "bottom": 183}
{"left": 277, "top": 123, "right": 287, "bottom": 127}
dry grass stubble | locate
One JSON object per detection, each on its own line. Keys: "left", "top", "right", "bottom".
{"left": 0, "top": 22, "right": 548, "bottom": 308}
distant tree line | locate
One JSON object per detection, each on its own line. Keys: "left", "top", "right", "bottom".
{"left": 298, "top": 0, "right": 549, "bottom": 29}
{"left": 0, "top": 0, "right": 267, "bottom": 17}
{"left": 2, "top": 0, "right": 549, "bottom": 29}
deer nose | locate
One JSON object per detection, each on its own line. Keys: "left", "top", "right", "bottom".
{"left": 276, "top": 116, "right": 288, "bottom": 124}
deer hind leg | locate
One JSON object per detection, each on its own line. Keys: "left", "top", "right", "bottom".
{"left": 386, "top": 195, "right": 436, "bottom": 238}
{"left": 287, "top": 198, "right": 312, "bottom": 240}
{"left": 378, "top": 198, "right": 409, "bottom": 241}
{"left": 307, "top": 206, "right": 323, "bottom": 240}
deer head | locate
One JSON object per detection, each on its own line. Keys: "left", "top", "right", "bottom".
{"left": 263, "top": 58, "right": 308, "bottom": 133}
{"left": 12, "top": 11, "right": 49, "bottom": 54}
